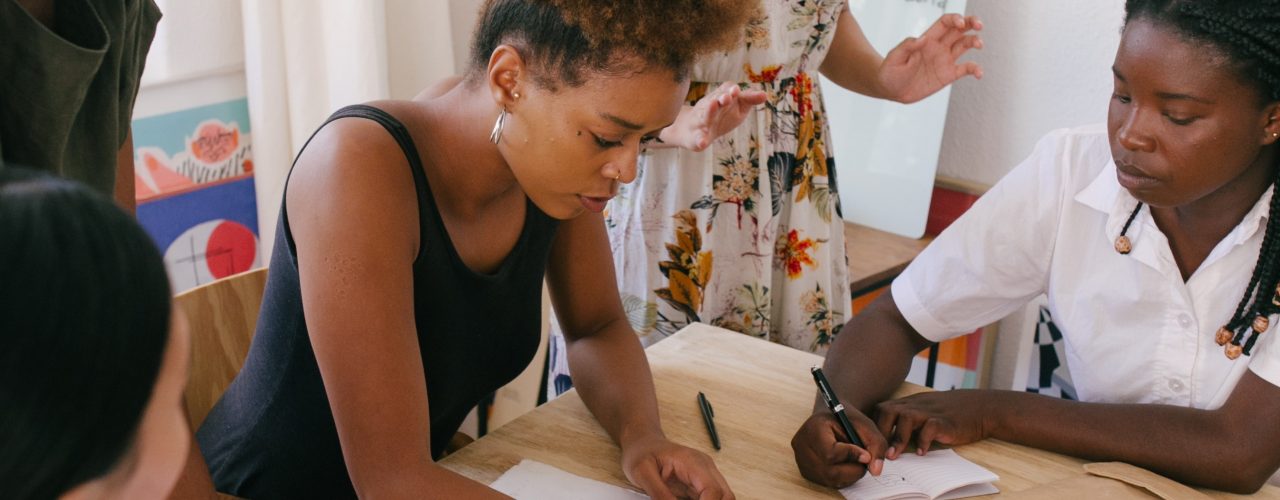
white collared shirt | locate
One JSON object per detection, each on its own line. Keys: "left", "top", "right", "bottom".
{"left": 893, "top": 124, "right": 1280, "bottom": 409}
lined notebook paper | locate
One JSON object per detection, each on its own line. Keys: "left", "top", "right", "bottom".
{"left": 490, "top": 460, "right": 649, "bottom": 500}
{"left": 840, "top": 449, "right": 999, "bottom": 500}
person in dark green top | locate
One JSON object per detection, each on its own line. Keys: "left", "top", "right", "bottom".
{"left": 0, "top": 0, "right": 161, "bottom": 212}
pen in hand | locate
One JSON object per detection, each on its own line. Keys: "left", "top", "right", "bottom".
{"left": 811, "top": 366, "right": 865, "bottom": 449}
{"left": 697, "top": 391, "right": 720, "bottom": 451}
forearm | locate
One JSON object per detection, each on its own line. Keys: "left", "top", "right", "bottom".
{"left": 989, "top": 393, "right": 1266, "bottom": 493}
{"left": 819, "top": 52, "right": 888, "bottom": 100}
{"left": 355, "top": 463, "right": 510, "bottom": 500}
{"left": 116, "top": 134, "right": 137, "bottom": 214}
{"left": 819, "top": 8, "right": 892, "bottom": 100}
{"left": 821, "top": 291, "right": 931, "bottom": 415}
{"left": 566, "top": 318, "right": 665, "bottom": 447}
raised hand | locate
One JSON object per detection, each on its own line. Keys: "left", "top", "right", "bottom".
{"left": 878, "top": 14, "right": 985, "bottom": 104}
{"left": 658, "top": 82, "right": 768, "bottom": 152}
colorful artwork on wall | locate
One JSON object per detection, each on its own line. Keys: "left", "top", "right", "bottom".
{"left": 851, "top": 287, "right": 989, "bottom": 390}
{"left": 132, "top": 98, "right": 260, "bottom": 293}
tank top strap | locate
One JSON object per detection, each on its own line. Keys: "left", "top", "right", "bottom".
{"left": 281, "top": 104, "right": 436, "bottom": 261}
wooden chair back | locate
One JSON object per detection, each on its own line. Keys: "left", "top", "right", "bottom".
{"left": 173, "top": 268, "right": 268, "bottom": 430}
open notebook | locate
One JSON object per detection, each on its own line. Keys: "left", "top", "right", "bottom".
{"left": 490, "top": 460, "right": 648, "bottom": 500}
{"left": 840, "top": 449, "right": 999, "bottom": 500}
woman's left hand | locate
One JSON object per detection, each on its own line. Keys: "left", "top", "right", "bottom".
{"left": 621, "top": 435, "right": 735, "bottom": 500}
{"left": 878, "top": 13, "right": 985, "bottom": 104}
{"left": 872, "top": 389, "right": 1001, "bottom": 460}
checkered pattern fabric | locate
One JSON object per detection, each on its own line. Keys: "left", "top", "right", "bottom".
{"left": 1025, "top": 306, "right": 1075, "bottom": 399}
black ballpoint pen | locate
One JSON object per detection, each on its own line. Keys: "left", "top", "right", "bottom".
{"left": 811, "top": 366, "right": 865, "bottom": 448}
{"left": 697, "top": 391, "right": 721, "bottom": 450}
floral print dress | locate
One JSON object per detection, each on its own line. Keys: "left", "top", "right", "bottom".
{"left": 548, "top": 0, "right": 850, "bottom": 397}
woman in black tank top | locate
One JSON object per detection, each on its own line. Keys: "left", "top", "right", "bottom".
{"left": 196, "top": 1, "right": 755, "bottom": 498}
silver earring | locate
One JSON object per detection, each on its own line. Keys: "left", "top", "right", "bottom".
{"left": 490, "top": 108, "right": 508, "bottom": 145}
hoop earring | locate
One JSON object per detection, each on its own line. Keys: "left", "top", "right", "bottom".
{"left": 490, "top": 108, "right": 508, "bottom": 145}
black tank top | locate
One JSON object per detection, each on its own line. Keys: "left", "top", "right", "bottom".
{"left": 197, "top": 105, "right": 559, "bottom": 498}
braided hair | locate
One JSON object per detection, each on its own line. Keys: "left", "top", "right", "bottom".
{"left": 1124, "top": 0, "right": 1280, "bottom": 357}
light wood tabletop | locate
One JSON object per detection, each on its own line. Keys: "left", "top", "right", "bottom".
{"left": 440, "top": 323, "right": 1280, "bottom": 499}
{"left": 844, "top": 221, "right": 931, "bottom": 296}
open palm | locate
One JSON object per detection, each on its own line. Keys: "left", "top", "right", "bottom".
{"left": 879, "top": 14, "right": 984, "bottom": 104}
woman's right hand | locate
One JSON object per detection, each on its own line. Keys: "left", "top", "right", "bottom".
{"left": 790, "top": 409, "right": 889, "bottom": 489}
{"left": 620, "top": 434, "right": 735, "bottom": 500}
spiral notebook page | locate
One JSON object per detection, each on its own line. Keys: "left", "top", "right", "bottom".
{"left": 490, "top": 460, "right": 649, "bottom": 500}
{"left": 840, "top": 449, "right": 999, "bottom": 500}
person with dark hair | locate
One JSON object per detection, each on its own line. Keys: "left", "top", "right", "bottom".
{"left": 1, "top": 0, "right": 161, "bottom": 213}
{"left": 0, "top": 168, "right": 191, "bottom": 499}
{"left": 791, "top": 0, "right": 1280, "bottom": 493}
{"left": 196, "top": 1, "right": 751, "bottom": 498}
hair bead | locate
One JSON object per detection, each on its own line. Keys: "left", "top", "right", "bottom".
{"left": 1216, "top": 326, "right": 1235, "bottom": 346}
{"left": 1115, "top": 202, "right": 1144, "bottom": 255}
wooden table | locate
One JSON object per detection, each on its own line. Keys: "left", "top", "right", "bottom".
{"left": 844, "top": 221, "right": 931, "bottom": 296}
{"left": 441, "top": 324, "right": 1279, "bottom": 499}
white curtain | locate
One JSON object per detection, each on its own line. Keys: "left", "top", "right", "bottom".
{"left": 239, "top": 0, "right": 458, "bottom": 256}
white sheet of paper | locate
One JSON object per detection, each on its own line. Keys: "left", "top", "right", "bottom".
{"left": 840, "top": 449, "right": 999, "bottom": 500}
{"left": 490, "top": 460, "right": 650, "bottom": 500}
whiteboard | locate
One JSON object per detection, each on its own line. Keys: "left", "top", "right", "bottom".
{"left": 823, "top": 0, "right": 967, "bottom": 238}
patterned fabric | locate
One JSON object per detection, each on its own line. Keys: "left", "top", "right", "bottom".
{"left": 548, "top": 0, "right": 852, "bottom": 398}
{"left": 1026, "top": 306, "right": 1075, "bottom": 400}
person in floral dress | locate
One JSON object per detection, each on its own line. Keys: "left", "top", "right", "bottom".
{"left": 548, "top": 0, "right": 985, "bottom": 398}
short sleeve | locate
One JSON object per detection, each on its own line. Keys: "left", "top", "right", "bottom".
{"left": 0, "top": 0, "right": 108, "bottom": 171}
{"left": 0, "top": 0, "right": 159, "bottom": 194}
{"left": 892, "top": 130, "right": 1076, "bottom": 342}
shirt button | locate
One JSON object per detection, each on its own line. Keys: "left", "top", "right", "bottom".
{"left": 1178, "top": 314, "right": 1193, "bottom": 329}
{"left": 1168, "top": 379, "right": 1185, "bottom": 392}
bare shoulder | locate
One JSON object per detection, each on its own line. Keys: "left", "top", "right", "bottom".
{"left": 286, "top": 111, "right": 421, "bottom": 258}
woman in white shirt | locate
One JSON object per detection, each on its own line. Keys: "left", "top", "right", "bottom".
{"left": 791, "top": 0, "right": 1280, "bottom": 493}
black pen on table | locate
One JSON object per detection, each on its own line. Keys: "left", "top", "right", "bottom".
{"left": 697, "top": 391, "right": 721, "bottom": 451}
{"left": 811, "top": 366, "right": 865, "bottom": 448}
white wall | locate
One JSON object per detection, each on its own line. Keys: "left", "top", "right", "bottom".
{"left": 387, "top": 0, "right": 459, "bottom": 99}
{"left": 140, "top": 0, "right": 245, "bottom": 88}
{"left": 937, "top": 0, "right": 1126, "bottom": 187}
{"left": 135, "top": 0, "right": 248, "bottom": 119}
{"left": 449, "top": 0, "right": 486, "bottom": 73}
